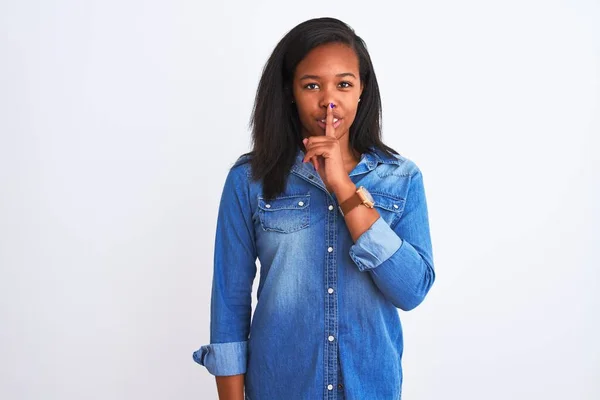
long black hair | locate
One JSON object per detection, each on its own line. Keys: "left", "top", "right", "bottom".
{"left": 243, "top": 17, "right": 399, "bottom": 200}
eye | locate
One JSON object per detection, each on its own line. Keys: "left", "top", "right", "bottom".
{"left": 339, "top": 81, "right": 353, "bottom": 88}
{"left": 304, "top": 83, "right": 319, "bottom": 90}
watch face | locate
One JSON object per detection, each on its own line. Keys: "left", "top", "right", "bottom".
{"left": 359, "top": 186, "right": 374, "bottom": 204}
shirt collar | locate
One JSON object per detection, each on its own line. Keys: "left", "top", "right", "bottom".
{"left": 363, "top": 145, "right": 402, "bottom": 166}
{"left": 293, "top": 145, "right": 401, "bottom": 178}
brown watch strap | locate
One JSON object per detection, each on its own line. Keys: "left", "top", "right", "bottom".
{"left": 339, "top": 192, "right": 363, "bottom": 216}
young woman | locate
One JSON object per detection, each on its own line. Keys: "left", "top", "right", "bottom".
{"left": 193, "top": 17, "right": 435, "bottom": 400}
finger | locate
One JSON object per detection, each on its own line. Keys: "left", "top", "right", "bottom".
{"left": 303, "top": 144, "right": 329, "bottom": 162}
{"left": 303, "top": 138, "right": 318, "bottom": 171}
{"left": 303, "top": 138, "right": 318, "bottom": 170}
{"left": 325, "top": 102, "right": 335, "bottom": 138}
{"left": 303, "top": 134, "right": 335, "bottom": 144}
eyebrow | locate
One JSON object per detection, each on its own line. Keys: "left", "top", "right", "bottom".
{"left": 299, "top": 72, "right": 357, "bottom": 80}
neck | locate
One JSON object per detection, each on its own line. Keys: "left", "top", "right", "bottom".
{"left": 341, "top": 145, "right": 361, "bottom": 174}
{"left": 339, "top": 139, "right": 360, "bottom": 165}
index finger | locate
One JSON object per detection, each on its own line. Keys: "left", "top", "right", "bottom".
{"left": 325, "top": 102, "right": 335, "bottom": 138}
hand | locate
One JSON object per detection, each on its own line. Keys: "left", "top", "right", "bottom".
{"left": 302, "top": 103, "right": 351, "bottom": 192}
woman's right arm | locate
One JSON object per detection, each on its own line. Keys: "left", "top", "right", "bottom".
{"left": 192, "top": 160, "right": 257, "bottom": 398}
{"left": 216, "top": 374, "right": 245, "bottom": 400}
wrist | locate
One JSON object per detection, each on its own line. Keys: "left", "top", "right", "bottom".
{"left": 333, "top": 179, "right": 357, "bottom": 204}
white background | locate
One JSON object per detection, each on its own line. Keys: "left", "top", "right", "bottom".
{"left": 1, "top": 1, "right": 598, "bottom": 399}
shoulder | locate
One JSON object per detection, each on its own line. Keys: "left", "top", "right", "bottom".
{"left": 226, "top": 152, "right": 253, "bottom": 179}
{"left": 370, "top": 146, "right": 422, "bottom": 178}
{"left": 396, "top": 154, "right": 422, "bottom": 178}
{"left": 231, "top": 152, "right": 253, "bottom": 169}
{"left": 221, "top": 152, "right": 259, "bottom": 197}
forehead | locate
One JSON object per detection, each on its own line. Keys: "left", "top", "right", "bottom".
{"left": 294, "top": 42, "right": 359, "bottom": 78}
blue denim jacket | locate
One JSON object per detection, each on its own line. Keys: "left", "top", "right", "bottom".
{"left": 193, "top": 145, "right": 435, "bottom": 400}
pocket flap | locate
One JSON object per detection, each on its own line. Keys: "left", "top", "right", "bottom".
{"left": 258, "top": 194, "right": 310, "bottom": 211}
{"left": 371, "top": 192, "right": 405, "bottom": 213}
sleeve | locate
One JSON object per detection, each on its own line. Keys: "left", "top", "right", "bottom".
{"left": 192, "top": 163, "right": 257, "bottom": 376}
{"left": 348, "top": 167, "right": 435, "bottom": 311}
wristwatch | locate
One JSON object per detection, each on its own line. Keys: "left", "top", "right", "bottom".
{"left": 338, "top": 186, "right": 375, "bottom": 216}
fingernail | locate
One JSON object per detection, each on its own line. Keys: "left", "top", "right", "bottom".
{"left": 330, "top": 103, "right": 335, "bottom": 108}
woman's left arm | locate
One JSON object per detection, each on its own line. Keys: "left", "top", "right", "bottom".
{"left": 340, "top": 167, "right": 436, "bottom": 311}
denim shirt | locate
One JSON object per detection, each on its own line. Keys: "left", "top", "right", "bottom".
{"left": 192, "top": 145, "right": 435, "bottom": 400}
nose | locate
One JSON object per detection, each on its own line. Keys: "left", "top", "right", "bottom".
{"left": 319, "top": 86, "right": 338, "bottom": 109}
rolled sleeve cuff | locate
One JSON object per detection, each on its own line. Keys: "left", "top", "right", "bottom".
{"left": 192, "top": 340, "right": 248, "bottom": 376}
{"left": 349, "top": 216, "right": 403, "bottom": 272}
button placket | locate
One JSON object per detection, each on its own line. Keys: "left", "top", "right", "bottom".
{"left": 324, "top": 191, "right": 339, "bottom": 400}
{"left": 291, "top": 165, "right": 343, "bottom": 399}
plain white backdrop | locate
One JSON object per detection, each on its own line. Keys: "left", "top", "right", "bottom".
{"left": 1, "top": 0, "right": 598, "bottom": 399}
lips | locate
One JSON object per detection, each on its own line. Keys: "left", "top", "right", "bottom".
{"left": 317, "top": 118, "right": 342, "bottom": 129}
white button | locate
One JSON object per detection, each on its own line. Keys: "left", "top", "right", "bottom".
{"left": 328, "top": 205, "right": 334, "bottom": 210}
{"left": 327, "top": 247, "right": 333, "bottom": 252}
{"left": 265, "top": 204, "right": 271, "bottom": 208}
{"left": 393, "top": 204, "right": 399, "bottom": 209}
{"left": 328, "top": 335, "right": 334, "bottom": 342}
{"left": 328, "top": 384, "right": 333, "bottom": 390}
{"left": 328, "top": 288, "right": 334, "bottom": 294}
{"left": 298, "top": 201, "right": 304, "bottom": 206}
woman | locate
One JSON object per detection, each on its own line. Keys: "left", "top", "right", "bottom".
{"left": 193, "top": 17, "right": 435, "bottom": 400}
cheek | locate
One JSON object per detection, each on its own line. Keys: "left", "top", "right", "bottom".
{"left": 293, "top": 105, "right": 315, "bottom": 132}
{"left": 296, "top": 108, "right": 311, "bottom": 124}
{"left": 345, "top": 107, "right": 359, "bottom": 124}
{"left": 295, "top": 102, "right": 315, "bottom": 121}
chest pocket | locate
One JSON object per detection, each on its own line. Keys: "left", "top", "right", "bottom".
{"left": 371, "top": 192, "right": 406, "bottom": 228}
{"left": 257, "top": 194, "right": 310, "bottom": 233}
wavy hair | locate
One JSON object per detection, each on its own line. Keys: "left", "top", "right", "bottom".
{"left": 242, "top": 17, "right": 399, "bottom": 200}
